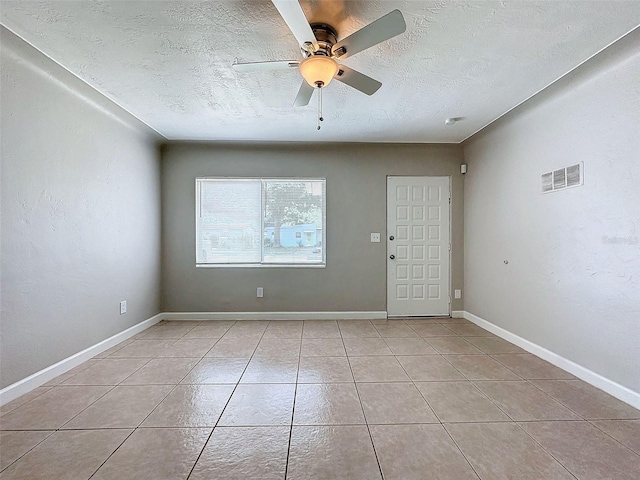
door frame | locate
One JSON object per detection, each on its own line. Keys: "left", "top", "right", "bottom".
{"left": 386, "top": 175, "right": 453, "bottom": 318}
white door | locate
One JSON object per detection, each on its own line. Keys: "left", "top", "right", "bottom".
{"left": 387, "top": 176, "right": 450, "bottom": 316}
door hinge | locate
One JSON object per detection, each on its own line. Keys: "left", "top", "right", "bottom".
{"left": 449, "top": 244, "right": 451, "bottom": 251}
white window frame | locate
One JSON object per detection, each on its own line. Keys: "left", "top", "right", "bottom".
{"left": 195, "top": 177, "right": 326, "bottom": 268}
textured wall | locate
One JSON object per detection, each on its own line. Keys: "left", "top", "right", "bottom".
{"left": 0, "top": 28, "right": 162, "bottom": 388}
{"left": 161, "top": 142, "right": 464, "bottom": 313}
{"left": 463, "top": 29, "right": 640, "bottom": 392}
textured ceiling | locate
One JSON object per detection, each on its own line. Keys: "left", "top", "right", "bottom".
{"left": 1, "top": 1, "right": 639, "bottom": 143}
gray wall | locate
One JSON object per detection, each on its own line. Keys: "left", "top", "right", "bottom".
{"left": 162, "top": 143, "right": 465, "bottom": 313}
{"left": 462, "top": 29, "right": 640, "bottom": 392}
{"left": 0, "top": 28, "right": 162, "bottom": 388}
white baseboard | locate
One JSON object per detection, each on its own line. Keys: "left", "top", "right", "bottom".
{"left": 17, "top": 310, "right": 635, "bottom": 410}
{"left": 1, "top": 311, "right": 387, "bottom": 406}
{"left": 162, "top": 311, "right": 388, "bottom": 321}
{"left": 461, "top": 310, "right": 640, "bottom": 410}
{"left": 0, "top": 313, "right": 163, "bottom": 406}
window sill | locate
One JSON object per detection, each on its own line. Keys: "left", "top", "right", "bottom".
{"left": 196, "top": 263, "right": 326, "bottom": 269}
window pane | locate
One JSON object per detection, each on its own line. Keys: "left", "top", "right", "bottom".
{"left": 196, "top": 179, "right": 262, "bottom": 264}
{"left": 263, "top": 179, "right": 325, "bottom": 264}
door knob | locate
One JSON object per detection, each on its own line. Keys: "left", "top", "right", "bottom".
{"left": 389, "top": 236, "right": 394, "bottom": 241}
{"left": 389, "top": 255, "right": 395, "bottom": 260}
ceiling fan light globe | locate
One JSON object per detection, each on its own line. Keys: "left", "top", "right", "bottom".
{"left": 299, "top": 56, "right": 339, "bottom": 88}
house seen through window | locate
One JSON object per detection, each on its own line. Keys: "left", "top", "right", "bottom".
{"left": 196, "top": 178, "right": 326, "bottom": 266}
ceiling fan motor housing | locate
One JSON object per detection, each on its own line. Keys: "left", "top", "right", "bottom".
{"left": 307, "top": 23, "right": 338, "bottom": 57}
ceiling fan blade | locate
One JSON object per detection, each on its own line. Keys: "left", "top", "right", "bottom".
{"left": 272, "top": 0, "right": 316, "bottom": 50}
{"left": 232, "top": 60, "right": 299, "bottom": 73}
{"left": 334, "top": 65, "right": 382, "bottom": 96}
{"left": 331, "top": 9, "right": 406, "bottom": 60}
{"left": 294, "top": 80, "right": 314, "bottom": 107}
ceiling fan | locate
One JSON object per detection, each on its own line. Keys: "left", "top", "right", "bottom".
{"left": 232, "top": 0, "right": 407, "bottom": 108}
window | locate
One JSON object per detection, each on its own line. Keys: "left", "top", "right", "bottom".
{"left": 196, "top": 178, "right": 326, "bottom": 266}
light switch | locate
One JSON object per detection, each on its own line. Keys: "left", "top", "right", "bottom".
{"left": 371, "top": 233, "right": 381, "bottom": 243}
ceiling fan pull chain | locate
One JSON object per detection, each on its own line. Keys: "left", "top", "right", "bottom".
{"left": 317, "top": 86, "right": 324, "bottom": 131}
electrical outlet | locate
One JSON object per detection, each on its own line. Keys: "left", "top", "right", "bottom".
{"left": 120, "top": 300, "right": 127, "bottom": 315}
{"left": 256, "top": 287, "right": 264, "bottom": 298}
{"left": 454, "top": 290, "right": 462, "bottom": 299}
{"left": 371, "top": 233, "right": 381, "bottom": 243}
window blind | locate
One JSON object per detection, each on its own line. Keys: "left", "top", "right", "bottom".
{"left": 196, "top": 178, "right": 326, "bottom": 266}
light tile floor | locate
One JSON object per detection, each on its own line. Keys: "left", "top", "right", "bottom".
{"left": 1, "top": 318, "right": 639, "bottom": 479}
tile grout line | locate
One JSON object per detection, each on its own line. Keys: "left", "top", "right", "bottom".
{"left": 436, "top": 348, "right": 564, "bottom": 423}
{"left": 403, "top": 360, "right": 448, "bottom": 426}
{"left": 49, "top": 384, "right": 119, "bottom": 431}
{"left": 87, "top": 320, "right": 218, "bottom": 479}
{"left": 465, "top": 380, "right": 520, "bottom": 423}
{"left": 389, "top": 320, "right": 453, "bottom": 426}
{"left": 402, "top": 319, "right": 516, "bottom": 479}
{"left": 383, "top": 317, "right": 541, "bottom": 479}
{"left": 2, "top": 367, "right": 91, "bottom": 415}
{"left": 433, "top": 328, "right": 591, "bottom": 429}
{"left": 429, "top": 319, "right": 577, "bottom": 479}
{"left": 440, "top": 422, "right": 485, "bottom": 479}
{"left": 495, "top": 358, "right": 640, "bottom": 458}
{"left": 86, "top": 428, "right": 138, "bottom": 480}
{"left": 42, "top": 358, "right": 103, "bottom": 387}
{"left": 183, "top": 320, "right": 272, "bottom": 480}
{"left": 0, "top": 429, "right": 57, "bottom": 474}
{"left": 512, "top": 373, "right": 593, "bottom": 421}
{"left": 584, "top": 419, "right": 640, "bottom": 457}
{"left": 428, "top": 325, "right": 592, "bottom": 425}
{"left": 13, "top": 418, "right": 600, "bottom": 431}
{"left": 511, "top": 420, "right": 580, "bottom": 479}
{"left": 392, "top": 324, "right": 468, "bottom": 428}
{"left": 189, "top": 322, "right": 233, "bottom": 357}
{"left": 283, "top": 320, "right": 305, "bottom": 480}
{"left": 0, "top": 323, "right": 203, "bottom": 474}
{"left": 340, "top": 319, "right": 386, "bottom": 480}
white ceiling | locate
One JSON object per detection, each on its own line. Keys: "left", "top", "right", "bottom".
{"left": 2, "top": 1, "right": 639, "bottom": 143}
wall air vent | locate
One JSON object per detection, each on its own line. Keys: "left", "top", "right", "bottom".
{"left": 566, "top": 163, "right": 582, "bottom": 187}
{"left": 542, "top": 163, "right": 583, "bottom": 194}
